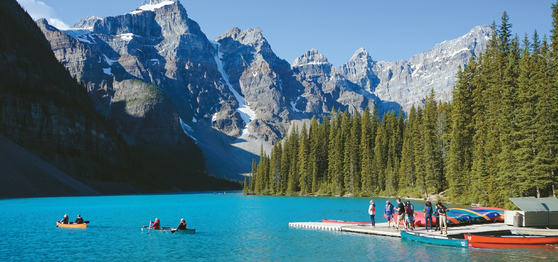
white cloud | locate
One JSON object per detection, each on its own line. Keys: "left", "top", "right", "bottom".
{"left": 17, "top": 0, "right": 70, "bottom": 29}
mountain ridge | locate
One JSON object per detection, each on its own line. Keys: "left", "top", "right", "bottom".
{"left": 36, "top": 0, "right": 491, "bottom": 178}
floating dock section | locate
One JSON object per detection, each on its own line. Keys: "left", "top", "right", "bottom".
{"left": 289, "top": 221, "right": 558, "bottom": 238}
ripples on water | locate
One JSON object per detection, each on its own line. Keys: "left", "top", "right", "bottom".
{"left": 1, "top": 193, "right": 556, "bottom": 261}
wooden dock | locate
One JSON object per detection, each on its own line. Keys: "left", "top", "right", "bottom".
{"left": 289, "top": 221, "right": 558, "bottom": 238}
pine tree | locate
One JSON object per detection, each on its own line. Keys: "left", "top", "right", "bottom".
{"left": 298, "top": 123, "right": 311, "bottom": 195}
{"left": 360, "top": 107, "right": 374, "bottom": 195}
{"left": 448, "top": 62, "right": 475, "bottom": 201}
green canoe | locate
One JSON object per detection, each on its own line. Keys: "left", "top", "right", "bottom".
{"left": 141, "top": 226, "right": 196, "bottom": 234}
{"left": 401, "top": 231, "right": 468, "bottom": 248}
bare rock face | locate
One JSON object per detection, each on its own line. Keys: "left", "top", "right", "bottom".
{"left": 342, "top": 25, "right": 491, "bottom": 112}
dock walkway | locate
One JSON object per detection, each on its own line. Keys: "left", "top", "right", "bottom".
{"left": 289, "top": 221, "right": 558, "bottom": 238}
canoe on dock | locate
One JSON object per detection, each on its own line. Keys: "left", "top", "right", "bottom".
{"left": 141, "top": 226, "right": 195, "bottom": 234}
{"left": 464, "top": 234, "right": 558, "bottom": 245}
{"left": 401, "top": 231, "right": 468, "bottom": 248}
{"left": 321, "top": 219, "right": 370, "bottom": 225}
{"left": 56, "top": 221, "right": 88, "bottom": 228}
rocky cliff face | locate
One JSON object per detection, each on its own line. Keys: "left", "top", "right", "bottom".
{"left": 37, "top": 0, "right": 490, "bottom": 178}
{"left": 0, "top": 0, "right": 239, "bottom": 198}
{"left": 0, "top": 0, "right": 123, "bottom": 183}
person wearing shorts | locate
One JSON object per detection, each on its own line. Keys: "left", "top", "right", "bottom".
{"left": 396, "top": 198, "right": 405, "bottom": 231}
{"left": 405, "top": 201, "right": 415, "bottom": 230}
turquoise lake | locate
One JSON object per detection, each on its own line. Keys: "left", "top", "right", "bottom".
{"left": 1, "top": 192, "right": 556, "bottom": 261}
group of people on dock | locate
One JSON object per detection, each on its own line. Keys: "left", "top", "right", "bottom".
{"left": 59, "top": 214, "right": 85, "bottom": 224}
{"left": 368, "top": 198, "right": 449, "bottom": 234}
{"left": 149, "top": 218, "right": 188, "bottom": 230}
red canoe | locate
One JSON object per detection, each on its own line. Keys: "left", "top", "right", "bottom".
{"left": 322, "top": 219, "right": 370, "bottom": 225}
{"left": 464, "top": 234, "right": 558, "bottom": 245}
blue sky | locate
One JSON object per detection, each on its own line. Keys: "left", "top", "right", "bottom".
{"left": 18, "top": 0, "right": 555, "bottom": 66}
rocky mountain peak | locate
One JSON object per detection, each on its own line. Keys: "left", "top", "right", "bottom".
{"left": 292, "top": 48, "right": 331, "bottom": 67}
{"left": 216, "top": 27, "right": 269, "bottom": 52}
{"left": 72, "top": 16, "right": 101, "bottom": 29}
{"left": 349, "top": 47, "right": 373, "bottom": 62}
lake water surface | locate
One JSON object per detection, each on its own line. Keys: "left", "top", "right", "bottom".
{"left": 1, "top": 192, "right": 556, "bottom": 261}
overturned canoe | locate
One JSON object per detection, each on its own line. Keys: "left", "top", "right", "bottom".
{"left": 321, "top": 219, "right": 370, "bottom": 225}
{"left": 401, "top": 231, "right": 468, "bottom": 248}
{"left": 56, "top": 221, "right": 87, "bottom": 228}
{"left": 141, "top": 226, "right": 195, "bottom": 234}
{"left": 464, "top": 234, "right": 558, "bottom": 245}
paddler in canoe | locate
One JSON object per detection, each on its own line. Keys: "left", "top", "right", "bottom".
{"left": 75, "top": 214, "right": 84, "bottom": 224}
{"left": 59, "top": 214, "right": 69, "bottom": 224}
{"left": 176, "top": 218, "right": 187, "bottom": 230}
{"left": 149, "top": 218, "right": 161, "bottom": 229}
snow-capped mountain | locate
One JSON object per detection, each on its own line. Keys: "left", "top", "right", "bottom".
{"left": 37, "top": 0, "right": 490, "bottom": 178}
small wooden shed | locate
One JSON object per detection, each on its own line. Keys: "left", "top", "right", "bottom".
{"left": 504, "top": 197, "right": 558, "bottom": 227}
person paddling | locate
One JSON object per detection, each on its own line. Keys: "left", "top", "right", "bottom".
{"left": 75, "top": 214, "right": 84, "bottom": 224}
{"left": 60, "top": 214, "right": 69, "bottom": 224}
{"left": 176, "top": 218, "right": 187, "bottom": 230}
{"left": 149, "top": 218, "right": 161, "bottom": 230}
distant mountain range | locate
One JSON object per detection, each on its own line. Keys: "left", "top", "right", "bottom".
{"left": 36, "top": 0, "right": 491, "bottom": 179}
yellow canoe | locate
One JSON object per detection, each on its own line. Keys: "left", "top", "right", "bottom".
{"left": 56, "top": 221, "right": 87, "bottom": 228}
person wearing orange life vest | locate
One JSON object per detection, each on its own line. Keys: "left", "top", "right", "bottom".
{"left": 368, "top": 200, "right": 376, "bottom": 228}
{"left": 176, "top": 218, "right": 187, "bottom": 230}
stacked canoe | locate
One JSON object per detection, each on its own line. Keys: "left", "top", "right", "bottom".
{"left": 324, "top": 207, "right": 506, "bottom": 227}
{"left": 412, "top": 207, "right": 506, "bottom": 227}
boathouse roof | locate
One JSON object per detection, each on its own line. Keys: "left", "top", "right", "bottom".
{"left": 509, "top": 197, "right": 558, "bottom": 212}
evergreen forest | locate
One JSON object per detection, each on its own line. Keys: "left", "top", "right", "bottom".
{"left": 245, "top": 7, "right": 558, "bottom": 209}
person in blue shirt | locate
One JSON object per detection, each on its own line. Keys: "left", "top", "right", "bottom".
{"left": 384, "top": 200, "right": 395, "bottom": 229}
{"left": 423, "top": 201, "right": 433, "bottom": 232}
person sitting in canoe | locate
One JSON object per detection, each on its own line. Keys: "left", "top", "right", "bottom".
{"left": 59, "top": 214, "right": 69, "bottom": 224}
{"left": 176, "top": 218, "right": 187, "bottom": 230}
{"left": 75, "top": 214, "right": 84, "bottom": 224}
{"left": 149, "top": 218, "right": 161, "bottom": 230}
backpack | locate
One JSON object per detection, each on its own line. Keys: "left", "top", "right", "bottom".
{"left": 405, "top": 204, "right": 414, "bottom": 215}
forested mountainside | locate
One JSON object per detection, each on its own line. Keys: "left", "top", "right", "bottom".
{"left": 0, "top": 0, "right": 240, "bottom": 198}
{"left": 249, "top": 11, "right": 558, "bottom": 209}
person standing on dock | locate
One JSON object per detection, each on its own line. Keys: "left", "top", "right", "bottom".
{"left": 434, "top": 203, "right": 441, "bottom": 231}
{"left": 405, "top": 201, "right": 415, "bottom": 230}
{"left": 395, "top": 198, "right": 406, "bottom": 231}
{"left": 423, "top": 201, "right": 433, "bottom": 232}
{"left": 384, "top": 200, "right": 395, "bottom": 229}
{"left": 368, "top": 200, "right": 376, "bottom": 228}
{"left": 437, "top": 203, "right": 448, "bottom": 235}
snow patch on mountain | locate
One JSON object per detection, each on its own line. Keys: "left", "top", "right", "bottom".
{"left": 102, "top": 68, "right": 113, "bottom": 76}
{"left": 131, "top": 0, "right": 175, "bottom": 14}
{"left": 211, "top": 41, "right": 256, "bottom": 126}
{"left": 179, "top": 117, "right": 197, "bottom": 142}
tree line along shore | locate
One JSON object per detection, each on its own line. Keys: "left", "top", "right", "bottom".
{"left": 245, "top": 8, "right": 558, "bottom": 209}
